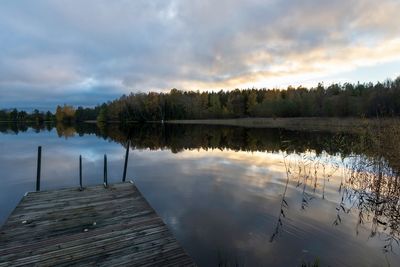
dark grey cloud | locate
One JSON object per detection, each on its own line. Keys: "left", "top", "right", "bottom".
{"left": 0, "top": 0, "right": 399, "bottom": 109}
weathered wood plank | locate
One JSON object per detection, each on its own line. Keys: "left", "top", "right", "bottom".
{"left": 3, "top": 229, "right": 176, "bottom": 266}
{"left": 0, "top": 182, "right": 195, "bottom": 266}
{"left": 15, "top": 185, "right": 140, "bottom": 208}
{"left": 3, "top": 197, "right": 148, "bottom": 229}
{"left": 0, "top": 216, "right": 162, "bottom": 256}
{"left": 0, "top": 199, "right": 155, "bottom": 246}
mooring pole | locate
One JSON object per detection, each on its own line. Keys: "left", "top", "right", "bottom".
{"left": 36, "top": 146, "right": 42, "bottom": 191}
{"left": 79, "top": 155, "right": 83, "bottom": 190}
{"left": 103, "top": 154, "right": 108, "bottom": 188}
{"left": 122, "top": 141, "right": 130, "bottom": 182}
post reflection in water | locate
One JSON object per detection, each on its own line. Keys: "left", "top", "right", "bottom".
{"left": 0, "top": 122, "right": 399, "bottom": 266}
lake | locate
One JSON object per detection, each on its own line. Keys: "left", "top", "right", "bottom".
{"left": 0, "top": 122, "right": 399, "bottom": 266}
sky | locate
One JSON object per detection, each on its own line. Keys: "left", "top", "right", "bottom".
{"left": 0, "top": 0, "right": 400, "bottom": 110}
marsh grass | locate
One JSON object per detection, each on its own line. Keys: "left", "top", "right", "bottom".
{"left": 301, "top": 258, "right": 320, "bottom": 267}
{"left": 270, "top": 153, "right": 291, "bottom": 242}
{"left": 273, "top": 119, "right": 400, "bottom": 264}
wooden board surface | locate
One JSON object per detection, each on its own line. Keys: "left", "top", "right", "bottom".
{"left": 0, "top": 182, "right": 195, "bottom": 266}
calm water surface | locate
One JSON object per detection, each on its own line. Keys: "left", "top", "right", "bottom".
{"left": 0, "top": 123, "right": 399, "bottom": 266}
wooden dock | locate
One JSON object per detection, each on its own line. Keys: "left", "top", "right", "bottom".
{"left": 0, "top": 182, "right": 195, "bottom": 266}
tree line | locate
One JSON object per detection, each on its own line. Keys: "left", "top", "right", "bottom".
{"left": 2, "top": 76, "right": 400, "bottom": 122}
{"left": 0, "top": 109, "right": 54, "bottom": 123}
{"left": 81, "top": 76, "right": 400, "bottom": 122}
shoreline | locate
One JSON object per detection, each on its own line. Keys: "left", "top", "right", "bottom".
{"left": 2, "top": 117, "right": 398, "bottom": 133}
{"left": 166, "top": 117, "right": 400, "bottom": 133}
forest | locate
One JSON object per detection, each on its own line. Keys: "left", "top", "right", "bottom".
{"left": 0, "top": 109, "right": 54, "bottom": 123}
{"left": 1, "top": 77, "right": 400, "bottom": 123}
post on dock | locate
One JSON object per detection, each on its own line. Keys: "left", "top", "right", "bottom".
{"left": 103, "top": 154, "right": 108, "bottom": 188}
{"left": 36, "top": 146, "right": 42, "bottom": 191}
{"left": 79, "top": 155, "right": 83, "bottom": 190}
{"left": 122, "top": 140, "right": 130, "bottom": 182}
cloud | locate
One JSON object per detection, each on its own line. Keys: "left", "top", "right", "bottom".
{"left": 0, "top": 0, "right": 399, "bottom": 108}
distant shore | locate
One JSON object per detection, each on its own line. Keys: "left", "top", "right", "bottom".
{"left": 166, "top": 117, "right": 399, "bottom": 133}
{"left": 2, "top": 117, "right": 397, "bottom": 133}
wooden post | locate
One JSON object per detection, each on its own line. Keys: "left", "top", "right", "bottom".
{"left": 79, "top": 155, "right": 83, "bottom": 191}
{"left": 122, "top": 141, "right": 130, "bottom": 182}
{"left": 36, "top": 146, "right": 41, "bottom": 191}
{"left": 103, "top": 154, "right": 108, "bottom": 188}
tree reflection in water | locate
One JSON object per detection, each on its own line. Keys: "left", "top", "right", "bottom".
{"left": 1, "top": 121, "right": 399, "bottom": 264}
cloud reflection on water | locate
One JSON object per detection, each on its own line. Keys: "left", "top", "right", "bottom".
{"left": 0, "top": 126, "right": 398, "bottom": 266}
